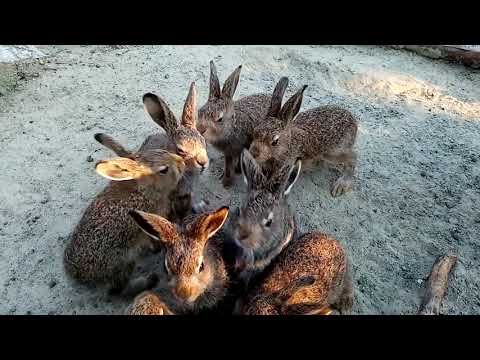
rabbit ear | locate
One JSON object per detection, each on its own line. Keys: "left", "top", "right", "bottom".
{"left": 276, "top": 276, "right": 316, "bottom": 305}
{"left": 278, "top": 85, "right": 307, "bottom": 123}
{"left": 222, "top": 65, "right": 242, "bottom": 99}
{"left": 209, "top": 60, "right": 221, "bottom": 100}
{"left": 283, "top": 303, "right": 333, "bottom": 315}
{"left": 143, "top": 93, "right": 178, "bottom": 137}
{"left": 128, "top": 209, "right": 180, "bottom": 245}
{"left": 269, "top": 159, "right": 302, "bottom": 196}
{"left": 267, "top": 77, "right": 289, "bottom": 117}
{"left": 190, "top": 207, "right": 229, "bottom": 245}
{"left": 94, "top": 133, "right": 132, "bottom": 158}
{"left": 181, "top": 82, "right": 197, "bottom": 129}
{"left": 241, "top": 148, "right": 266, "bottom": 190}
{"left": 95, "top": 157, "right": 156, "bottom": 181}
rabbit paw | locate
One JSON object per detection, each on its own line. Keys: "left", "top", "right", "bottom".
{"left": 331, "top": 176, "right": 353, "bottom": 197}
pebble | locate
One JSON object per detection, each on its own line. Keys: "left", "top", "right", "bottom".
{"left": 48, "top": 279, "right": 57, "bottom": 288}
{"left": 40, "top": 196, "right": 49, "bottom": 204}
{"left": 164, "top": 74, "right": 169, "bottom": 79}
{"left": 420, "top": 171, "right": 426, "bottom": 177}
{"left": 417, "top": 279, "right": 423, "bottom": 285}
{"left": 451, "top": 230, "right": 461, "bottom": 241}
{"left": 86, "top": 155, "right": 94, "bottom": 162}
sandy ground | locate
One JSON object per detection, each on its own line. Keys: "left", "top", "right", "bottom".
{"left": 0, "top": 45, "right": 479, "bottom": 315}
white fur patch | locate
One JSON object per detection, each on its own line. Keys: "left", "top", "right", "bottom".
{"left": 99, "top": 174, "right": 134, "bottom": 182}
{"left": 284, "top": 160, "right": 302, "bottom": 195}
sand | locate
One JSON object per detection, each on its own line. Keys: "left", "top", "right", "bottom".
{"left": 0, "top": 45, "right": 479, "bottom": 315}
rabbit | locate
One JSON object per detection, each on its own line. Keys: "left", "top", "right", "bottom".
{"left": 226, "top": 148, "right": 302, "bottom": 289}
{"left": 239, "top": 232, "right": 353, "bottom": 315}
{"left": 197, "top": 61, "right": 282, "bottom": 188}
{"left": 142, "top": 82, "right": 209, "bottom": 220}
{"left": 63, "top": 133, "right": 186, "bottom": 296}
{"left": 125, "top": 291, "right": 174, "bottom": 315}
{"left": 248, "top": 77, "right": 358, "bottom": 197}
{"left": 128, "top": 206, "right": 234, "bottom": 314}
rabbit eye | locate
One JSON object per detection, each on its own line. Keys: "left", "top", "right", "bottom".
{"left": 271, "top": 135, "right": 280, "bottom": 146}
{"left": 199, "top": 261, "right": 205, "bottom": 273}
{"left": 159, "top": 166, "right": 169, "bottom": 174}
{"left": 177, "top": 148, "right": 187, "bottom": 157}
{"left": 217, "top": 117, "right": 223, "bottom": 123}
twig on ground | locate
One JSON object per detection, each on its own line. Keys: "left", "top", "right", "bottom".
{"left": 418, "top": 254, "right": 458, "bottom": 315}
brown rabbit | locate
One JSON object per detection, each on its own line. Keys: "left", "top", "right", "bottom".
{"left": 226, "top": 148, "right": 302, "bottom": 288}
{"left": 142, "top": 82, "right": 209, "bottom": 219}
{"left": 239, "top": 232, "right": 353, "bottom": 315}
{"left": 63, "top": 134, "right": 186, "bottom": 296}
{"left": 249, "top": 77, "right": 358, "bottom": 197}
{"left": 197, "top": 61, "right": 282, "bottom": 188}
{"left": 125, "top": 291, "right": 174, "bottom": 315}
{"left": 128, "top": 206, "right": 232, "bottom": 314}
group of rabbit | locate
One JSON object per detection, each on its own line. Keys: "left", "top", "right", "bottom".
{"left": 63, "top": 60, "right": 359, "bottom": 315}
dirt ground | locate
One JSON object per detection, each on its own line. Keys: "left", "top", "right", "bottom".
{"left": 0, "top": 45, "right": 479, "bottom": 315}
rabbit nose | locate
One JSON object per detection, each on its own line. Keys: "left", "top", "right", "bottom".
{"left": 174, "top": 282, "right": 194, "bottom": 301}
{"left": 249, "top": 145, "right": 259, "bottom": 159}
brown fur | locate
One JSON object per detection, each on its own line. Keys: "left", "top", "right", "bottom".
{"left": 142, "top": 82, "right": 209, "bottom": 221}
{"left": 249, "top": 78, "right": 359, "bottom": 197}
{"left": 241, "top": 232, "right": 353, "bottom": 315}
{"left": 63, "top": 134, "right": 185, "bottom": 295}
{"left": 129, "top": 207, "right": 231, "bottom": 314}
{"left": 197, "top": 61, "right": 272, "bottom": 187}
{"left": 125, "top": 291, "right": 174, "bottom": 315}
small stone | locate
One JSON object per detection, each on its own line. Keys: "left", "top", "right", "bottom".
{"left": 451, "top": 230, "right": 460, "bottom": 241}
{"left": 95, "top": 64, "right": 100, "bottom": 68}
{"left": 30, "top": 248, "right": 35, "bottom": 254}
{"left": 29, "top": 120, "right": 34, "bottom": 124}
{"left": 420, "top": 171, "right": 426, "bottom": 177}
{"left": 45, "top": 138, "right": 50, "bottom": 141}
{"left": 40, "top": 196, "right": 49, "bottom": 204}
{"left": 86, "top": 155, "right": 94, "bottom": 162}
{"left": 164, "top": 74, "right": 169, "bottom": 79}
{"left": 417, "top": 279, "right": 423, "bottom": 285}
{"left": 48, "top": 279, "right": 57, "bottom": 288}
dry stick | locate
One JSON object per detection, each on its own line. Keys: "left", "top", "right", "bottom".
{"left": 418, "top": 255, "right": 458, "bottom": 315}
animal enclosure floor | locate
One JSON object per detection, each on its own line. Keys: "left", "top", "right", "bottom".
{"left": 0, "top": 45, "right": 479, "bottom": 314}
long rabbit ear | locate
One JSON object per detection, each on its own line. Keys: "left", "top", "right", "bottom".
{"left": 209, "top": 60, "right": 221, "bottom": 100}
{"left": 181, "top": 82, "right": 197, "bottom": 129}
{"left": 128, "top": 210, "right": 180, "bottom": 245}
{"left": 267, "top": 77, "right": 289, "bottom": 118}
{"left": 95, "top": 157, "right": 154, "bottom": 181}
{"left": 189, "top": 207, "right": 229, "bottom": 246}
{"left": 94, "top": 133, "right": 132, "bottom": 158}
{"left": 222, "top": 65, "right": 242, "bottom": 99}
{"left": 278, "top": 85, "right": 307, "bottom": 123}
{"left": 283, "top": 303, "right": 333, "bottom": 315}
{"left": 269, "top": 159, "right": 302, "bottom": 196}
{"left": 241, "top": 148, "right": 267, "bottom": 190}
{"left": 143, "top": 93, "right": 178, "bottom": 137}
{"left": 275, "top": 276, "right": 316, "bottom": 305}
